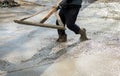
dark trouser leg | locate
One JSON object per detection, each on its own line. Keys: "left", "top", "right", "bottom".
{"left": 65, "top": 6, "right": 89, "bottom": 41}
{"left": 56, "top": 9, "right": 66, "bottom": 36}
{"left": 56, "top": 9, "right": 67, "bottom": 42}
{"left": 65, "top": 6, "right": 81, "bottom": 34}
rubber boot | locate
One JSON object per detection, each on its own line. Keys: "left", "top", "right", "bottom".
{"left": 79, "top": 28, "right": 89, "bottom": 41}
{"left": 56, "top": 34, "right": 67, "bottom": 42}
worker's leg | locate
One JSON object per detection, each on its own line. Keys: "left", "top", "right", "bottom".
{"left": 65, "top": 6, "right": 81, "bottom": 34}
{"left": 65, "top": 6, "right": 89, "bottom": 41}
{"left": 56, "top": 8, "right": 67, "bottom": 42}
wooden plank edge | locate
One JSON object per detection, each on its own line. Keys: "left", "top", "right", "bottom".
{"left": 14, "top": 20, "right": 65, "bottom": 30}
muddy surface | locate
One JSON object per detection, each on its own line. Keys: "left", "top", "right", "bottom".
{"left": 0, "top": 0, "right": 120, "bottom": 76}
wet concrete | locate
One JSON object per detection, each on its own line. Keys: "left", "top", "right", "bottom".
{"left": 0, "top": 0, "right": 120, "bottom": 76}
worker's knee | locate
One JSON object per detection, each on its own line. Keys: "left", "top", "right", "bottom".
{"left": 66, "top": 23, "right": 74, "bottom": 30}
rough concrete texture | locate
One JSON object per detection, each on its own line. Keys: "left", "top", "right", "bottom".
{"left": 0, "top": 0, "right": 120, "bottom": 76}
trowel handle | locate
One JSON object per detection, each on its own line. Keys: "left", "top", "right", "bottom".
{"left": 40, "top": 6, "right": 58, "bottom": 23}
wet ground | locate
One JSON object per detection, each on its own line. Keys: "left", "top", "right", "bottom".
{"left": 0, "top": 0, "right": 120, "bottom": 76}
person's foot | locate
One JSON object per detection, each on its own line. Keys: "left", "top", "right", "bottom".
{"left": 80, "top": 28, "right": 89, "bottom": 41}
{"left": 56, "top": 34, "right": 67, "bottom": 42}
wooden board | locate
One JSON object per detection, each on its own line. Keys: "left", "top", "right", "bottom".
{"left": 14, "top": 20, "right": 65, "bottom": 30}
